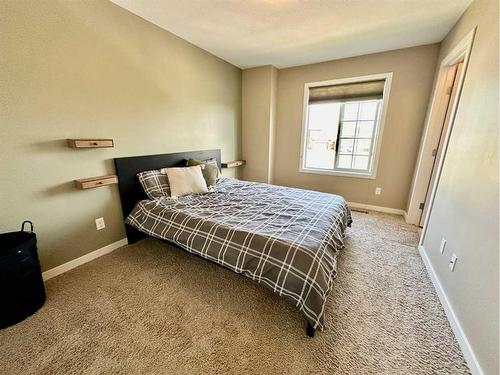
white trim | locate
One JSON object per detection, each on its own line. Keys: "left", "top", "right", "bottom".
{"left": 304, "top": 72, "right": 393, "bottom": 89}
{"left": 419, "top": 28, "right": 476, "bottom": 244}
{"left": 348, "top": 201, "right": 405, "bottom": 216}
{"left": 369, "top": 75, "right": 391, "bottom": 179}
{"left": 406, "top": 28, "right": 476, "bottom": 226}
{"left": 299, "top": 167, "right": 376, "bottom": 179}
{"left": 418, "top": 245, "right": 483, "bottom": 375}
{"left": 441, "top": 29, "right": 476, "bottom": 66}
{"left": 42, "top": 238, "right": 128, "bottom": 281}
{"left": 298, "top": 72, "right": 393, "bottom": 179}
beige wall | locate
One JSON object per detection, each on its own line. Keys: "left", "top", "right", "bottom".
{"left": 268, "top": 66, "right": 278, "bottom": 184}
{"left": 421, "top": 0, "right": 499, "bottom": 373}
{"left": 0, "top": 0, "right": 241, "bottom": 271}
{"left": 271, "top": 45, "right": 439, "bottom": 210}
{"left": 241, "top": 65, "right": 278, "bottom": 183}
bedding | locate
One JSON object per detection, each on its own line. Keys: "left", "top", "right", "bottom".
{"left": 162, "top": 165, "right": 208, "bottom": 198}
{"left": 126, "top": 177, "right": 352, "bottom": 330}
{"left": 186, "top": 158, "right": 219, "bottom": 188}
{"left": 200, "top": 157, "right": 222, "bottom": 179}
{"left": 137, "top": 169, "right": 170, "bottom": 199}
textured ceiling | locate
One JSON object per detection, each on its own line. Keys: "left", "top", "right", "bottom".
{"left": 110, "top": 0, "right": 471, "bottom": 68}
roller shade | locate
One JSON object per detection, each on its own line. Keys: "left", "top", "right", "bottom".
{"left": 309, "top": 80, "right": 385, "bottom": 103}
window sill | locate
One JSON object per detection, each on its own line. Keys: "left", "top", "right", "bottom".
{"left": 299, "top": 167, "right": 376, "bottom": 179}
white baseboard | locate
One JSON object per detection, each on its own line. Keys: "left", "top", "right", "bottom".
{"left": 418, "top": 245, "right": 483, "bottom": 375}
{"left": 348, "top": 201, "right": 406, "bottom": 216}
{"left": 42, "top": 238, "right": 128, "bottom": 281}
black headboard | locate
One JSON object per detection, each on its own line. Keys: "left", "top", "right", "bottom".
{"left": 114, "top": 149, "right": 221, "bottom": 242}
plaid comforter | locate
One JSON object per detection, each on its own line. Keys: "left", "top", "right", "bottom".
{"left": 126, "top": 178, "right": 352, "bottom": 330}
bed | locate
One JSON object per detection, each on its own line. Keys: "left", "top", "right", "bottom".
{"left": 114, "top": 150, "right": 351, "bottom": 337}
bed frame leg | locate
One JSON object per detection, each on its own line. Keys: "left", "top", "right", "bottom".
{"left": 125, "top": 224, "right": 146, "bottom": 244}
{"left": 306, "top": 322, "right": 315, "bottom": 338}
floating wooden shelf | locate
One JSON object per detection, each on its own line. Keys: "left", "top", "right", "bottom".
{"left": 74, "top": 175, "right": 118, "bottom": 190}
{"left": 68, "top": 139, "right": 114, "bottom": 148}
{"left": 221, "top": 160, "right": 246, "bottom": 168}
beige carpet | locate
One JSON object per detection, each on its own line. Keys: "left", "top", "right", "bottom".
{"left": 0, "top": 211, "right": 470, "bottom": 374}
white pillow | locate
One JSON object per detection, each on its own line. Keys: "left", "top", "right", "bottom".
{"left": 162, "top": 165, "right": 208, "bottom": 198}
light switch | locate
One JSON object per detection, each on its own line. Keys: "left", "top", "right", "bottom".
{"left": 449, "top": 254, "right": 458, "bottom": 272}
{"left": 439, "top": 238, "right": 447, "bottom": 254}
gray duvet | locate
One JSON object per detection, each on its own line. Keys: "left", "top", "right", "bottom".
{"left": 126, "top": 177, "right": 351, "bottom": 330}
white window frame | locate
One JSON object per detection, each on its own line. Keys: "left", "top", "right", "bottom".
{"left": 299, "top": 73, "right": 393, "bottom": 179}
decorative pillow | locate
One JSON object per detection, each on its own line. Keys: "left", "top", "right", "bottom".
{"left": 162, "top": 165, "right": 208, "bottom": 198}
{"left": 137, "top": 169, "right": 170, "bottom": 199}
{"left": 202, "top": 157, "right": 222, "bottom": 179}
{"left": 186, "top": 158, "right": 219, "bottom": 188}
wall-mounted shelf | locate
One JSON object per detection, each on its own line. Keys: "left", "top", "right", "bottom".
{"left": 68, "top": 139, "right": 114, "bottom": 148}
{"left": 221, "top": 160, "right": 246, "bottom": 168}
{"left": 74, "top": 175, "right": 118, "bottom": 190}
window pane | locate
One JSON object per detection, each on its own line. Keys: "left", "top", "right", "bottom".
{"left": 343, "top": 103, "right": 359, "bottom": 120}
{"left": 340, "top": 121, "right": 356, "bottom": 137}
{"left": 304, "top": 102, "right": 341, "bottom": 170}
{"left": 305, "top": 138, "right": 335, "bottom": 169}
{"left": 339, "top": 139, "right": 354, "bottom": 154}
{"left": 359, "top": 101, "right": 379, "bottom": 120}
{"left": 353, "top": 155, "right": 369, "bottom": 170}
{"left": 336, "top": 155, "right": 352, "bottom": 169}
{"left": 355, "top": 139, "right": 371, "bottom": 155}
{"left": 357, "top": 121, "right": 375, "bottom": 138}
{"left": 308, "top": 103, "right": 341, "bottom": 132}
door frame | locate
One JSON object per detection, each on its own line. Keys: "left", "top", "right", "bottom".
{"left": 406, "top": 28, "right": 476, "bottom": 230}
{"left": 419, "top": 61, "right": 463, "bottom": 227}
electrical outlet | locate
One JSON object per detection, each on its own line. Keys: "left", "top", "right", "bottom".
{"left": 439, "top": 238, "right": 447, "bottom": 254}
{"left": 449, "top": 253, "right": 458, "bottom": 272}
{"left": 375, "top": 187, "right": 382, "bottom": 195}
{"left": 95, "top": 217, "right": 105, "bottom": 230}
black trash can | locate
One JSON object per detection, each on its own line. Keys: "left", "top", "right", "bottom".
{"left": 0, "top": 221, "right": 45, "bottom": 329}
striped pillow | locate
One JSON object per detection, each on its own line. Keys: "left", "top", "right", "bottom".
{"left": 137, "top": 169, "right": 170, "bottom": 199}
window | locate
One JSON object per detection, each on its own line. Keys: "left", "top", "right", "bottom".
{"left": 300, "top": 74, "right": 391, "bottom": 178}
